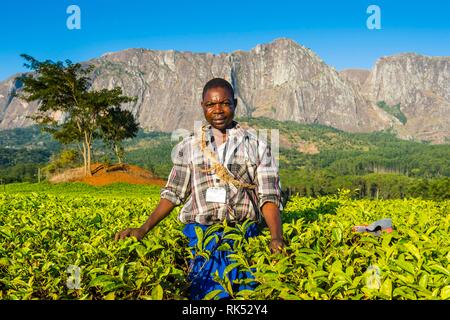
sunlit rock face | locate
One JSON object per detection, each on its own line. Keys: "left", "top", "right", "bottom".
{"left": 1, "top": 39, "right": 448, "bottom": 143}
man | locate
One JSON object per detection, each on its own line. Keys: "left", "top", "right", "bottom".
{"left": 115, "top": 78, "right": 284, "bottom": 299}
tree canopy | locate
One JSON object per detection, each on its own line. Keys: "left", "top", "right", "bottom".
{"left": 16, "top": 54, "right": 137, "bottom": 176}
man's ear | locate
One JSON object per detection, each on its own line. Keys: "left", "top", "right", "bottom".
{"left": 233, "top": 98, "right": 238, "bottom": 107}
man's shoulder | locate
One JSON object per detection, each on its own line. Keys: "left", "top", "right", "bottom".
{"left": 238, "top": 124, "right": 269, "bottom": 147}
{"left": 171, "top": 132, "right": 196, "bottom": 154}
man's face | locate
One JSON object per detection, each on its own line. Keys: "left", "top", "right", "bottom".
{"left": 201, "top": 86, "right": 237, "bottom": 131}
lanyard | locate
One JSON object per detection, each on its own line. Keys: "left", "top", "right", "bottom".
{"left": 219, "top": 139, "right": 228, "bottom": 165}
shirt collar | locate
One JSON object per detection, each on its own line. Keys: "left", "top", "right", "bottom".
{"left": 201, "top": 120, "right": 244, "bottom": 139}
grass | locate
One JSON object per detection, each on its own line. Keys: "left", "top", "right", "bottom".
{"left": 1, "top": 181, "right": 162, "bottom": 199}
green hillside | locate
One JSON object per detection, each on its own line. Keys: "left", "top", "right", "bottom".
{"left": 1, "top": 118, "right": 449, "bottom": 199}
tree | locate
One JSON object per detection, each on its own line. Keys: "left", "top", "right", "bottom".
{"left": 16, "top": 54, "right": 136, "bottom": 176}
{"left": 99, "top": 107, "right": 139, "bottom": 164}
{"left": 42, "top": 149, "right": 80, "bottom": 177}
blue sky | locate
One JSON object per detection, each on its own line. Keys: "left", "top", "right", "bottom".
{"left": 1, "top": 0, "right": 449, "bottom": 80}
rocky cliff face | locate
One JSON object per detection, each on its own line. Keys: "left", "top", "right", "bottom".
{"left": 361, "top": 54, "right": 450, "bottom": 143}
{"left": 86, "top": 38, "right": 389, "bottom": 133}
{"left": 229, "top": 40, "right": 388, "bottom": 132}
{"left": 0, "top": 75, "right": 37, "bottom": 129}
{"left": 339, "top": 69, "right": 371, "bottom": 91}
{"left": 0, "top": 38, "right": 448, "bottom": 143}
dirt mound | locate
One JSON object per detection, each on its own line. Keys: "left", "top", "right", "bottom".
{"left": 49, "top": 163, "right": 167, "bottom": 187}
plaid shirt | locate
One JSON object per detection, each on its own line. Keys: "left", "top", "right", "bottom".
{"left": 160, "top": 121, "right": 283, "bottom": 225}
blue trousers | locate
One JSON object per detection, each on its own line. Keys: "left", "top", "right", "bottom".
{"left": 182, "top": 222, "right": 259, "bottom": 300}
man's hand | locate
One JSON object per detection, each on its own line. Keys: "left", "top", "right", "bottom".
{"left": 269, "top": 238, "right": 284, "bottom": 254}
{"left": 261, "top": 202, "right": 285, "bottom": 254}
{"left": 114, "top": 199, "right": 176, "bottom": 242}
{"left": 114, "top": 227, "right": 146, "bottom": 241}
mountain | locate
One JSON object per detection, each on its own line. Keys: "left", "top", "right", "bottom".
{"left": 361, "top": 53, "right": 450, "bottom": 144}
{"left": 0, "top": 38, "right": 448, "bottom": 143}
{"left": 339, "top": 69, "right": 371, "bottom": 90}
{"left": 0, "top": 75, "right": 37, "bottom": 129}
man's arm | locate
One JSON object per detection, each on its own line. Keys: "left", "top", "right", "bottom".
{"left": 114, "top": 198, "right": 176, "bottom": 240}
{"left": 254, "top": 139, "right": 284, "bottom": 253}
{"left": 115, "top": 138, "right": 192, "bottom": 241}
{"left": 261, "top": 201, "right": 284, "bottom": 253}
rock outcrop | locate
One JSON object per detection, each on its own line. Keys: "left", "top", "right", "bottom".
{"left": 361, "top": 54, "right": 450, "bottom": 143}
{"left": 0, "top": 39, "right": 448, "bottom": 143}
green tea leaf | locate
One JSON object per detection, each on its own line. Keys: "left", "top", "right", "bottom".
{"left": 403, "top": 243, "right": 421, "bottom": 261}
{"left": 440, "top": 286, "right": 450, "bottom": 300}
{"left": 151, "top": 284, "right": 163, "bottom": 300}
{"left": 429, "top": 264, "right": 450, "bottom": 277}
{"left": 329, "top": 281, "right": 347, "bottom": 294}
{"left": 380, "top": 278, "right": 392, "bottom": 299}
{"left": 419, "top": 273, "right": 429, "bottom": 289}
{"left": 203, "top": 289, "right": 223, "bottom": 300}
{"left": 332, "top": 228, "right": 342, "bottom": 243}
{"left": 395, "top": 260, "right": 416, "bottom": 275}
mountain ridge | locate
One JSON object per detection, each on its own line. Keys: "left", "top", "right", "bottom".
{"left": 0, "top": 38, "right": 448, "bottom": 143}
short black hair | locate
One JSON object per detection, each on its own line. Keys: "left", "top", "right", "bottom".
{"left": 202, "top": 78, "right": 235, "bottom": 100}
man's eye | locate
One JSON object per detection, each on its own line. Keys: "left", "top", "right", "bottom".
{"left": 205, "top": 102, "right": 231, "bottom": 108}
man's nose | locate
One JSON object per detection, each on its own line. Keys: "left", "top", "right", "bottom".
{"left": 212, "top": 103, "right": 224, "bottom": 113}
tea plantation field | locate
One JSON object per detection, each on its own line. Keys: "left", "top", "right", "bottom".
{"left": 0, "top": 183, "right": 449, "bottom": 300}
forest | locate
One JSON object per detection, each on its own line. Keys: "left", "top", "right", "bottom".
{"left": 0, "top": 118, "right": 449, "bottom": 200}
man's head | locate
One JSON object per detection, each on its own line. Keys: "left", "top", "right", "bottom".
{"left": 201, "top": 78, "right": 238, "bottom": 132}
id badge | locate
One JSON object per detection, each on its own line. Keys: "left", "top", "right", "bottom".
{"left": 205, "top": 187, "right": 227, "bottom": 203}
